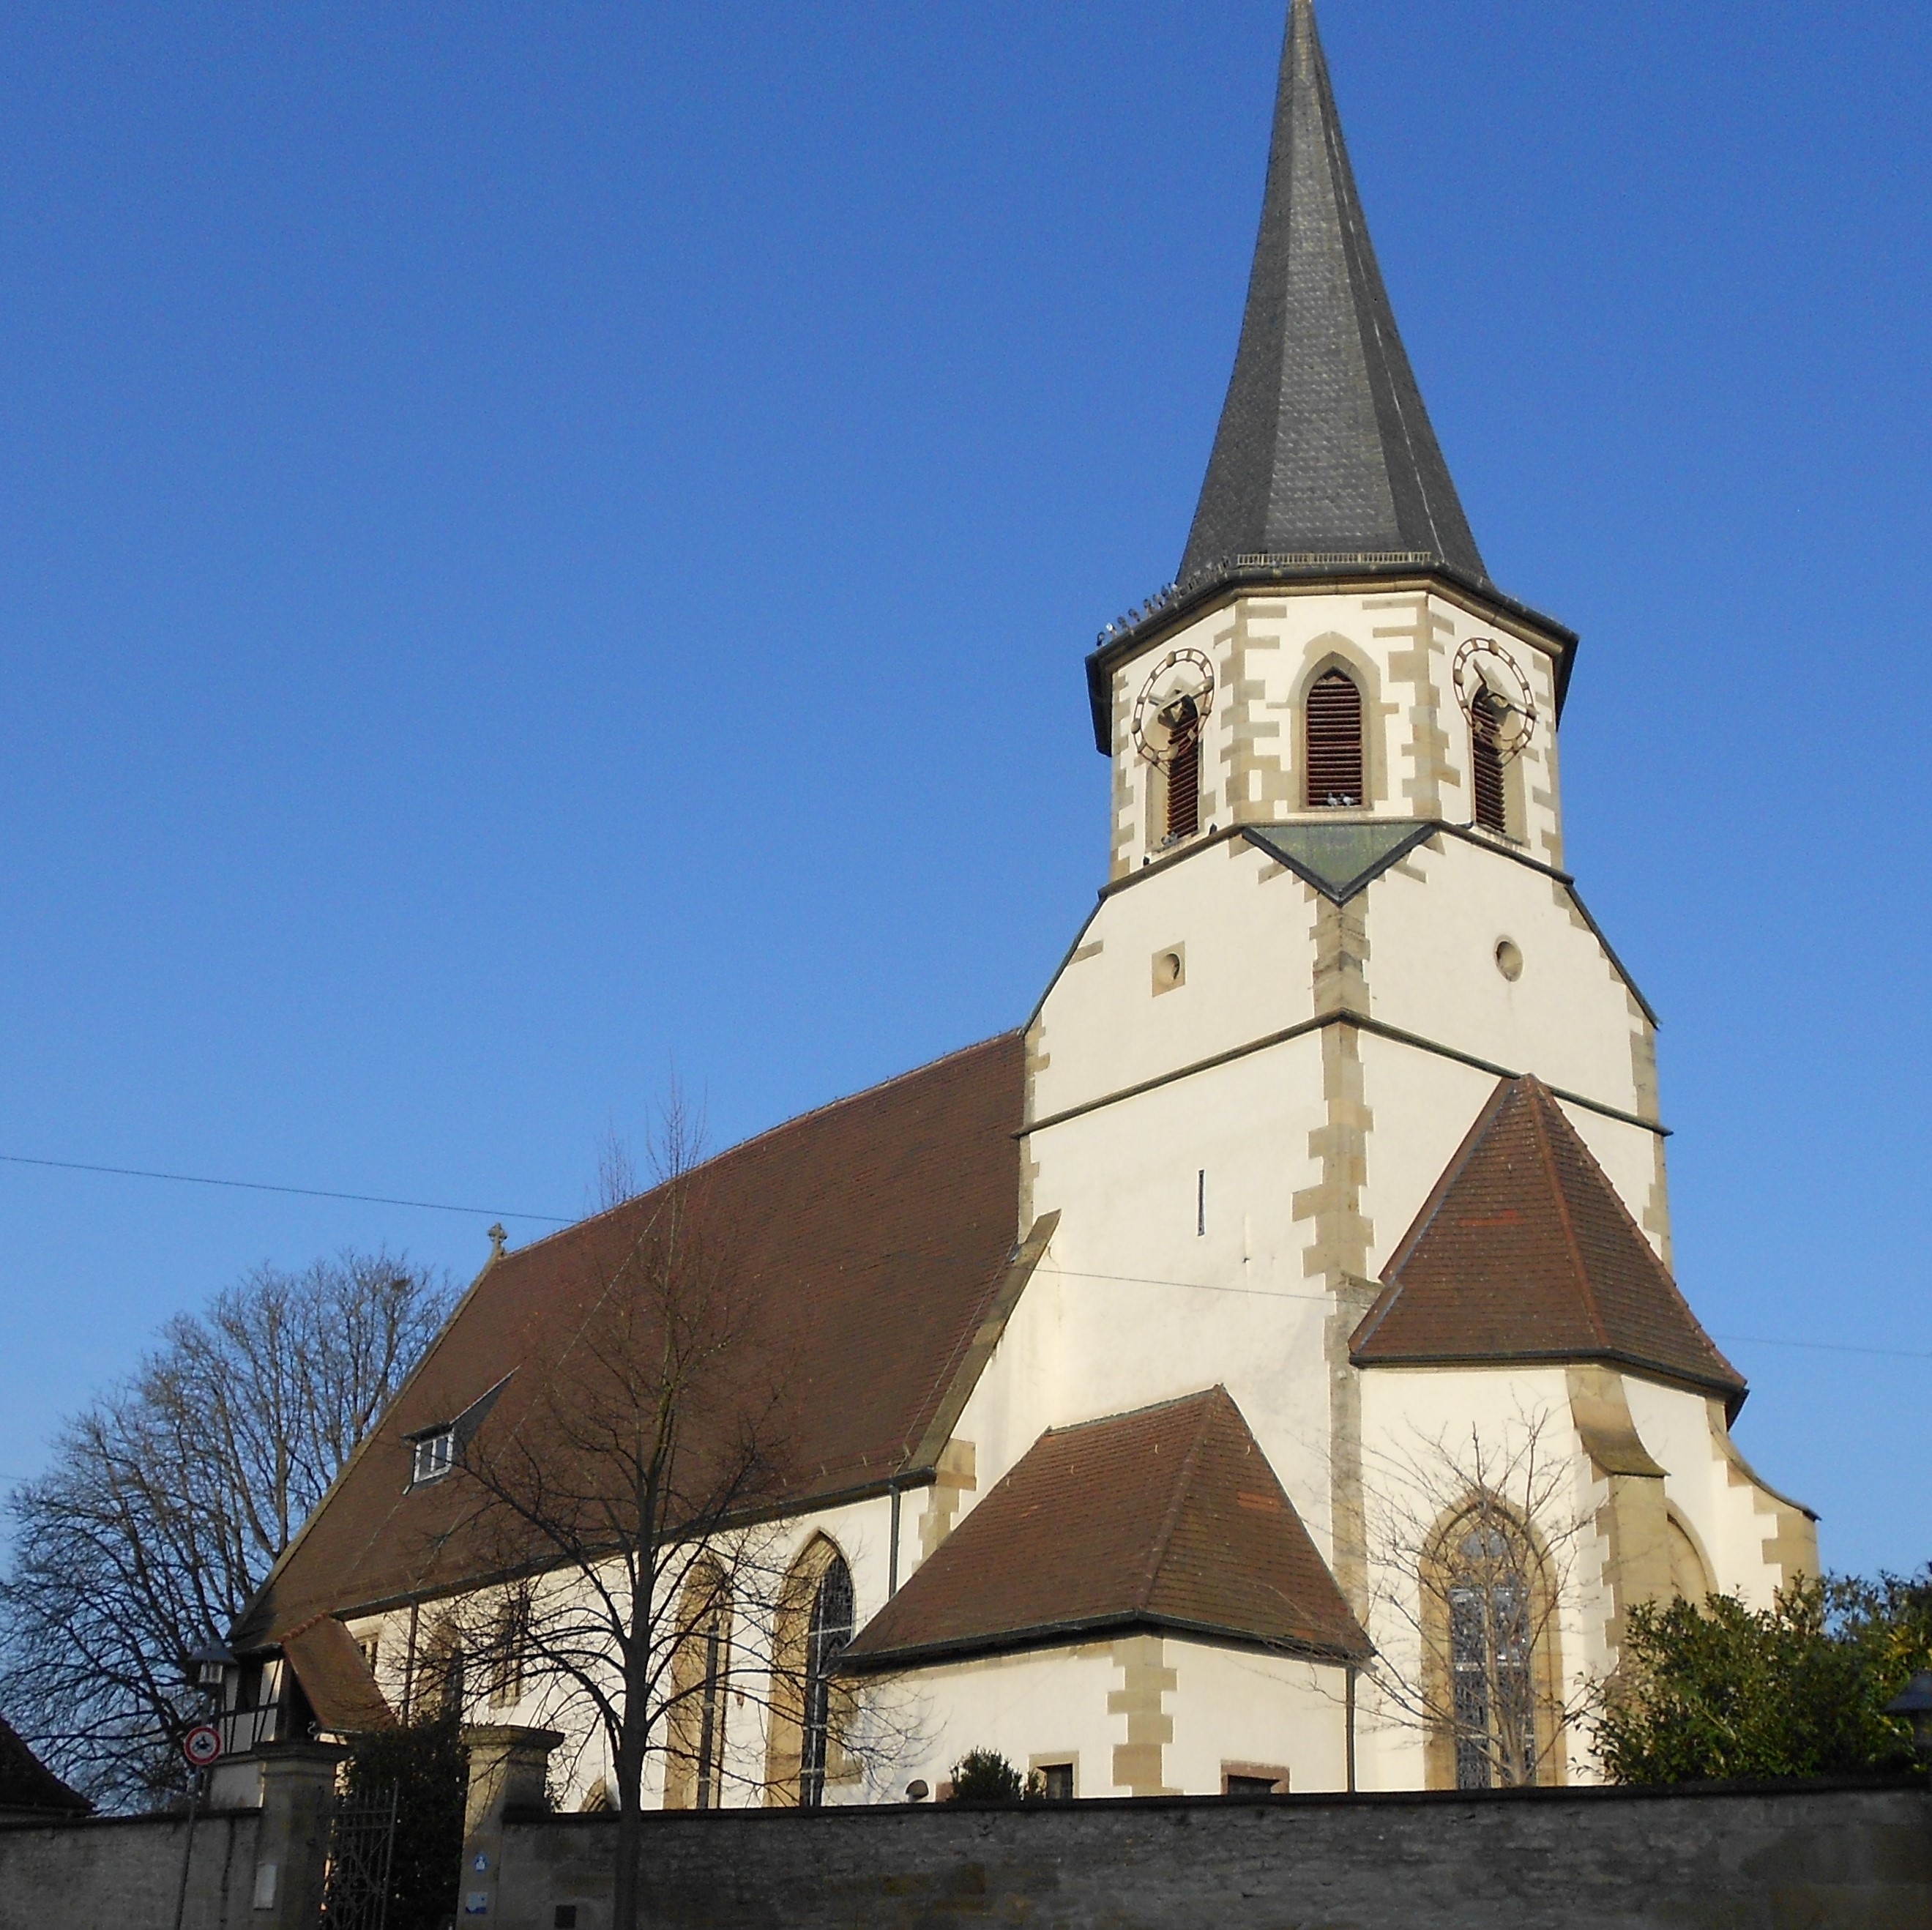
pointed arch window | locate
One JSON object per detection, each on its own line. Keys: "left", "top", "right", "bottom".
{"left": 1470, "top": 688, "right": 1508, "bottom": 835}
{"left": 1162, "top": 693, "right": 1202, "bottom": 841}
{"left": 666, "top": 1562, "right": 731, "bottom": 1810}
{"left": 1305, "top": 669, "right": 1364, "bottom": 808}
{"left": 1450, "top": 1527, "right": 1532, "bottom": 1788}
{"left": 799, "top": 1554, "right": 854, "bottom": 1808}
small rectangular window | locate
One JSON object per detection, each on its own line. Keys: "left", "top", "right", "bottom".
{"left": 1031, "top": 1759, "right": 1075, "bottom": 1801}
{"left": 1223, "top": 1765, "right": 1289, "bottom": 1797}
{"left": 411, "top": 1429, "right": 454, "bottom": 1486}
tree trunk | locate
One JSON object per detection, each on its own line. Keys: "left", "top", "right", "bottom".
{"left": 612, "top": 1782, "right": 644, "bottom": 1930}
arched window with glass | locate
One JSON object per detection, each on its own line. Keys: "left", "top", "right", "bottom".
{"left": 799, "top": 1554, "right": 854, "bottom": 1808}
{"left": 1447, "top": 1521, "right": 1535, "bottom": 1788}
{"left": 665, "top": 1560, "right": 731, "bottom": 1811}
{"left": 1424, "top": 1500, "right": 1556, "bottom": 1792}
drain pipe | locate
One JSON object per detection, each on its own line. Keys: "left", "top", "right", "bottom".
{"left": 887, "top": 1479, "right": 902, "bottom": 1598}
{"left": 1345, "top": 1665, "right": 1358, "bottom": 1792}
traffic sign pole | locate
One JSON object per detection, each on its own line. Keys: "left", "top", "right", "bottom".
{"left": 170, "top": 1723, "right": 223, "bottom": 1930}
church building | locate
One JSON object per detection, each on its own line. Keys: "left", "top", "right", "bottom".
{"left": 223, "top": 0, "right": 1813, "bottom": 1807}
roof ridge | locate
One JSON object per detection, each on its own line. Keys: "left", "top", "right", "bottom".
{"left": 1526, "top": 1080, "right": 1745, "bottom": 1390}
{"left": 1351, "top": 1075, "right": 1517, "bottom": 1354}
{"left": 1043, "top": 1387, "right": 1220, "bottom": 1443}
{"left": 1136, "top": 1388, "right": 1226, "bottom": 1614}
{"left": 1523, "top": 1078, "right": 1608, "bottom": 1349}
{"left": 494, "top": 1029, "right": 1023, "bottom": 1266}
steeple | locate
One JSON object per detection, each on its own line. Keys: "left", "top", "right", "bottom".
{"left": 1180, "top": 0, "right": 1485, "bottom": 586}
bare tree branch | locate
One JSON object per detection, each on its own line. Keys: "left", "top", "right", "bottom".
{"left": 1354, "top": 1407, "right": 1594, "bottom": 1790}
{"left": 0, "top": 1250, "right": 452, "bottom": 1809}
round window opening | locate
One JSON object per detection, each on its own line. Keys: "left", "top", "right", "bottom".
{"left": 1155, "top": 951, "right": 1185, "bottom": 989}
{"left": 1494, "top": 938, "right": 1523, "bottom": 983}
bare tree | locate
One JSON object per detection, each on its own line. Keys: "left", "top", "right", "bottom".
{"left": 439, "top": 1090, "right": 860, "bottom": 1930}
{"left": 1354, "top": 1410, "right": 1593, "bottom": 1790}
{"left": 588, "top": 1120, "right": 640, "bottom": 1218}
{"left": 0, "top": 1250, "right": 452, "bottom": 1809}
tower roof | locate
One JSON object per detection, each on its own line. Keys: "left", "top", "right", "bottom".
{"left": 1351, "top": 1077, "right": 1748, "bottom": 1414}
{"left": 1179, "top": 0, "right": 1485, "bottom": 585}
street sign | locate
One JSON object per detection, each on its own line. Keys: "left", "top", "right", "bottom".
{"left": 182, "top": 1724, "right": 223, "bottom": 1770}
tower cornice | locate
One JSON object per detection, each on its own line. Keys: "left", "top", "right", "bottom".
{"left": 1083, "top": 560, "right": 1578, "bottom": 756}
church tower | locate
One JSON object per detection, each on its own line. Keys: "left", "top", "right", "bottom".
{"left": 1021, "top": 0, "right": 1813, "bottom": 1784}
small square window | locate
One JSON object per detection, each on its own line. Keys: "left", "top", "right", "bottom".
{"left": 411, "top": 1430, "right": 454, "bottom": 1486}
{"left": 553, "top": 1908, "right": 578, "bottom": 1929}
{"left": 1037, "top": 1762, "right": 1074, "bottom": 1802}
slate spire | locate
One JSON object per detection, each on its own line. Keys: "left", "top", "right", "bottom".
{"left": 1179, "top": 0, "right": 1486, "bottom": 584}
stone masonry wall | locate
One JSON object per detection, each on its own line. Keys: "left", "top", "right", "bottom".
{"left": 502, "top": 1782, "right": 1931, "bottom": 1930}
{"left": 0, "top": 1808, "right": 261, "bottom": 1930}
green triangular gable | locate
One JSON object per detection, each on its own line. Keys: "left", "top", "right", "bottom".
{"left": 1242, "top": 821, "right": 1437, "bottom": 903}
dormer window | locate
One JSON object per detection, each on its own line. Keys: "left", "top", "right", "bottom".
{"left": 1305, "top": 669, "right": 1363, "bottom": 808}
{"left": 410, "top": 1428, "right": 454, "bottom": 1486}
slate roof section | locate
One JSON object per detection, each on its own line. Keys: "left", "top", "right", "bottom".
{"left": 843, "top": 1387, "right": 1368, "bottom": 1669}
{"left": 1351, "top": 1077, "right": 1747, "bottom": 1412}
{"left": 1179, "top": 0, "right": 1485, "bottom": 586}
{"left": 0, "top": 1710, "right": 89, "bottom": 1816}
{"left": 1242, "top": 819, "right": 1436, "bottom": 903}
{"left": 234, "top": 1034, "right": 1028, "bottom": 1646}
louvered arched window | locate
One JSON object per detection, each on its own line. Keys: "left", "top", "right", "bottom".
{"left": 1162, "top": 693, "right": 1202, "bottom": 841}
{"left": 1470, "top": 688, "right": 1508, "bottom": 835}
{"left": 1304, "top": 669, "right": 1364, "bottom": 808}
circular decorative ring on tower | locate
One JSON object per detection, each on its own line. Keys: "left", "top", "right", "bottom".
{"left": 1452, "top": 638, "right": 1537, "bottom": 765}
{"left": 1131, "top": 649, "right": 1216, "bottom": 770}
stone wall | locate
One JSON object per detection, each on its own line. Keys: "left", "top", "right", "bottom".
{"left": 501, "top": 1781, "right": 1931, "bottom": 1930}
{"left": 0, "top": 1808, "right": 261, "bottom": 1930}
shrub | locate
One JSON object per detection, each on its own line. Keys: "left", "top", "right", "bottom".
{"left": 339, "top": 1711, "right": 466, "bottom": 1930}
{"left": 946, "top": 1748, "right": 1030, "bottom": 1803}
{"left": 1597, "top": 1571, "right": 1932, "bottom": 1784}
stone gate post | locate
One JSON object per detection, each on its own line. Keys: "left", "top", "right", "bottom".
{"left": 250, "top": 1740, "right": 345, "bottom": 1930}
{"left": 459, "top": 1724, "right": 563, "bottom": 1922}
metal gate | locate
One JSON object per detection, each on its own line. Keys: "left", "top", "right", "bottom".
{"left": 320, "top": 1784, "right": 398, "bottom": 1930}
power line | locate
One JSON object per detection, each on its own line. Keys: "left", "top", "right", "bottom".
{"left": 1712, "top": 1333, "right": 1932, "bottom": 1363}
{"left": 0, "top": 1151, "right": 571, "bottom": 1225}
{"left": 1040, "top": 1267, "right": 1930, "bottom": 1362}
{"left": 0, "top": 1160, "right": 1917, "bottom": 1360}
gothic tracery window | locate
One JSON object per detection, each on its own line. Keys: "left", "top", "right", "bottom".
{"left": 799, "top": 1554, "right": 854, "bottom": 1808}
{"left": 1444, "top": 1520, "right": 1539, "bottom": 1789}
{"left": 1305, "top": 668, "right": 1364, "bottom": 808}
{"left": 665, "top": 1561, "right": 731, "bottom": 1810}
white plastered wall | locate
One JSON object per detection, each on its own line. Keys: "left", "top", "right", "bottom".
{"left": 860, "top": 1636, "right": 1350, "bottom": 1800}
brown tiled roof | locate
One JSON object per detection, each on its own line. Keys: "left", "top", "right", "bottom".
{"left": 1350, "top": 1077, "right": 1746, "bottom": 1412}
{"left": 0, "top": 1710, "right": 89, "bottom": 1815}
{"left": 283, "top": 1614, "right": 395, "bottom": 1733}
{"left": 843, "top": 1387, "right": 1368, "bottom": 1669}
{"left": 235, "top": 1034, "right": 1026, "bottom": 1645}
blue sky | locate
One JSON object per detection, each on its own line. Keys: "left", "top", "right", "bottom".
{"left": 0, "top": 0, "right": 1925, "bottom": 1577}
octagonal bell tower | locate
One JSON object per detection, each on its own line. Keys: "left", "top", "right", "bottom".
{"left": 1086, "top": 0, "right": 1577, "bottom": 889}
